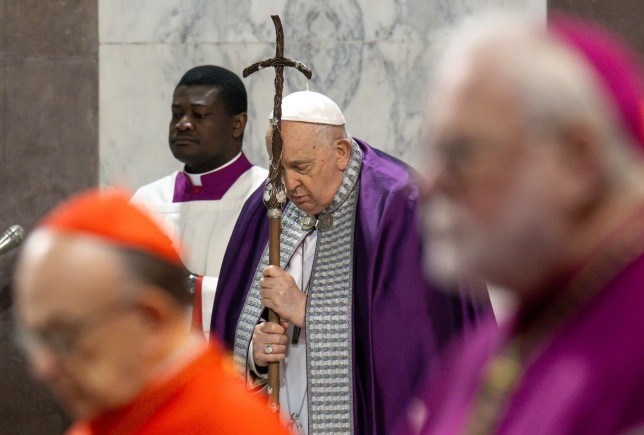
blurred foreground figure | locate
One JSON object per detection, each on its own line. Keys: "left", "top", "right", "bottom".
{"left": 405, "top": 13, "right": 644, "bottom": 435}
{"left": 13, "top": 189, "right": 287, "bottom": 435}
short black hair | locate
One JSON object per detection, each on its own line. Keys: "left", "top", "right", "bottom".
{"left": 176, "top": 65, "right": 247, "bottom": 116}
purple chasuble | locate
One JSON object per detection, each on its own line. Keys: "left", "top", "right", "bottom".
{"left": 402, "top": 222, "right": 644, "bottom": 434}
{"left": 210, "top": 138, "right": 491, "bottom": 435}
{"left": 172, "top": 153, "right": 252, "bottom": 202}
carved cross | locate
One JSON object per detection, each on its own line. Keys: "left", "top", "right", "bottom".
{"left": 242, "top": 14, "right": 312, "bottom": 413}
{"left": 243, "top": 14, "right": 312, "bottom": 212}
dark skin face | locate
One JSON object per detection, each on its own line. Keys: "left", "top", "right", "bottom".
{"left": 169, "top": 85, "right": 247, "bottom": 173}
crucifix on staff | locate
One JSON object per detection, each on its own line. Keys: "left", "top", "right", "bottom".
{"left": 243, "top": 14, "right": 312, "bottom": 412}
{"left": 215, "top": 10, "right": 487, "bottom": 432}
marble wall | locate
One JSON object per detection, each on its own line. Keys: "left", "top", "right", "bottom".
{"left": 99, "top": 0, "right": 546, "bottom": 190}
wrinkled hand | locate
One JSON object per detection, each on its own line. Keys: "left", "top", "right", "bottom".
{"left": 259, "top": 265, "right": 306, "bottom": 328}
{"left": 253, "top": 320, "right": 289, "bottom": 367}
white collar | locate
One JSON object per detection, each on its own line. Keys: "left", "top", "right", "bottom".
{"left": 184, "top": 152, "right": 242, "bottom": 186}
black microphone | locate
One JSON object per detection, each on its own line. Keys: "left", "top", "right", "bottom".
{"left": 0, "top": 225, "right": 25, "bottom": 256}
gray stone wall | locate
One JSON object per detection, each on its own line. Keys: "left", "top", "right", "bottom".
{"left": 0, "top": 1, "right": 98, "bottom": 433}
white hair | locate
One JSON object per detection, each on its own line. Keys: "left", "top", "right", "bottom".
{"left": 264, "top": 121, "right": 350, "bottom": 156}
{"left": 313, "top": 122, "right": 349, "bottom": 146}
{"left": 429, "top": 11, "right": 641, "bottom": 184}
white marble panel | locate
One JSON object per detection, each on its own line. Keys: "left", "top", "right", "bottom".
{"left": 100, "top": 42, "right": 277, "bottom": 187}
{"left": 99, "top": 0, "right": 546, "bottom": 189}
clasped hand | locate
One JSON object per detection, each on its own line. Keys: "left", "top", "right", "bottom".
{"left": 253, "top": 320, "right": 288, "bottom": 367}
{"left": 258, "top": 265, "right": 306, "bottom": 328}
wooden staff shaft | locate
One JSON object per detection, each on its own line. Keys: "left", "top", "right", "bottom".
{"left": 267, "top": 215, "right": 281, "bottom": 408}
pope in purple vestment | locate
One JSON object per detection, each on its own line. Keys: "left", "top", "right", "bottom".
{"left": 211, "top": 131, "right": 489, "bottom": 434}
{"left": 402, "top": 12, "right": 644, "bottom": 435}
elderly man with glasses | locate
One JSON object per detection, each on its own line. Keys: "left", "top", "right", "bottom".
{"left": 12, "top": 189, "right": 287, "bottom": 435}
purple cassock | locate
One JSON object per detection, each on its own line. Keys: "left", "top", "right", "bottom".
{"left": 400, "top": 215, "right": 644, "bottom": 434}
{"left": 210, "top": 138, "right": 490, "bottom": 434}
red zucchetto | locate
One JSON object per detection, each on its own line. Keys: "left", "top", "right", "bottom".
{"left": 41, "top": 188, "right": 183, "bottom": 266}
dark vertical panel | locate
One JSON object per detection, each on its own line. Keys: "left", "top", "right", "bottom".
{"left": 0, "top": 1, "right": 98, "bottom": 433}
{"left": 548, "top": 0, "right": 644, "bottom": 55}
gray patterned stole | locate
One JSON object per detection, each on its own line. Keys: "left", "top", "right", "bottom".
{"left": 234, "top": 139, "right": 363, "bottom": 434}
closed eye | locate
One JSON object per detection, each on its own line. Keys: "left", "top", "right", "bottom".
{"left": 294, "top": 164, "right": 312, "bottom": 174}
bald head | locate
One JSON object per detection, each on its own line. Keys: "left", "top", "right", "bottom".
{"left": 13, "top": 230, "right": 145, "bottom": 419}
{"left": 12, "top": 189, "right": 194, "bottom": 420}
{"left": 16, "top": 230, "right": 132, "bottom": 321}
{"left": 15, "top": 229, "right": 190, "bottom": 325}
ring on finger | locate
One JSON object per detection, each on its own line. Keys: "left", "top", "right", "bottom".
{"left": 264, "top": 344, "right": 273, "bottom": 354}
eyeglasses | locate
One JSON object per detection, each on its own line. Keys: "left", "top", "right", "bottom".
{"left": 427, "top": 136, "right": 522, "bottom": 190}
{"left": 13, "top": 300, "right": 137, "bottom": 358}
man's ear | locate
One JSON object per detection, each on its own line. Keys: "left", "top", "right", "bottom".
{"left": 132, "top": 286, "right": 186, "bottom": 360}
{"left": 334, "top": 138, "right": 352, "bottom": 171}
{"left": 554, "top": 119, "right": 605, "bottom": 214}
{"left": 135, "top": 286, "right": 183, "bottom": 330}
{"left": 232, "top": 113, "right": 248, "bottom": 139}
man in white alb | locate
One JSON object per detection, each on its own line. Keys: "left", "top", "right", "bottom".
{"left": 132, "top": 65, "right": 267, "bottom": 338}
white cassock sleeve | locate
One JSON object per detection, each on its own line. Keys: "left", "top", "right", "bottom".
{"left": 201, "top": 276, "right": 218, "bottom": 340}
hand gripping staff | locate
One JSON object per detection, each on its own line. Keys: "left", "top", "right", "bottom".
{"left": 242, "top": 14, "right": 312, "bottom": 412}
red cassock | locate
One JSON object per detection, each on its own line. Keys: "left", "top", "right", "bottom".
{"left": 66, "top": 341, "right": 288, "bottom": 435}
